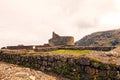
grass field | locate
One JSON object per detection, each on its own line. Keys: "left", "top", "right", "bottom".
{"left": 53, "top": 49, "right": 92, "bottom": 55}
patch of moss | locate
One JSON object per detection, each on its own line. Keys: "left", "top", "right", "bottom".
{"left": 90, "top": 58, "right": 102, "bottom": 63}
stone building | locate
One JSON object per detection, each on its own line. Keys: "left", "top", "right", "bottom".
{"left": 49, "top": 32, "right": 74, "bottom": 46}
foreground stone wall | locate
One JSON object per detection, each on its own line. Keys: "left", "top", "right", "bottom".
{"left": 0, "top": 52, "right": 119, "bottom": 80}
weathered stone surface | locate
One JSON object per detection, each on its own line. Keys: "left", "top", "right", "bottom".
{"left": 80, "top": 57, "right": 90, "bottom": 66}
{"left": 49, "top": 32, "right": 74, "bottom": 46}
{"left": 15, "top": 72, "right": 29, "bottom": 78}
{"left": 0, "top": 62, "right": 69, "bottom": 80}
{"left": 29, "top": 75, "right": 36, "bottom": 80}
{"left": 91, "top": 62, "right": 100, "bottom": 68}
{"left": 60, "top": 57, "right": 67, "bottom": 62}
{"left": 0, "top": 52, "right": 119, "bottom": 80}
{"left": 85, "top": 67, "right": 96, "bottom": 75}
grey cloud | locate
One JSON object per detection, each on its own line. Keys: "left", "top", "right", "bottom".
{"left": 71, "top": 0, "right": 115, "bottom": 28}
{"left": 76, "top": 21, "right": 98, "bottom": 28}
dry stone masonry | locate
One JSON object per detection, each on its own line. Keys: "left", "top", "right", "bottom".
{"left": 49, "top": 32, "right": 74, "bottom": 46}
{"left": 0, "top": 52, "right": 120, "bottom": 80}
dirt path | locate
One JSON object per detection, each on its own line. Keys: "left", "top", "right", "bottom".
{"left": 0, "top": 62, "right": 69, "bottom": 80}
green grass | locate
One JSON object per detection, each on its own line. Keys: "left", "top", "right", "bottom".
{"left": 53, "top": 49, "right": 92, "bottom": 55}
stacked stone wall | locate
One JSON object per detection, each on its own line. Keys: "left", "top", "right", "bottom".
{"left": 0, "top": 52, "right": 119, "bottom": 80}
{"left": 34, "top": 46, "right": 116, "bottom": 52}
{"left": 59, "top": 46, "right": 116, "bottom": 51}
{"left": 7, "top": 46, "right": 33, "bottom": 50}
{"left": 6, "top": 46, "right": 116, "bottom": 52}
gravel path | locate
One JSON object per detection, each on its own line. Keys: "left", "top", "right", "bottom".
{"left": 0, "top": 62, "right": 69, "bottom": 80}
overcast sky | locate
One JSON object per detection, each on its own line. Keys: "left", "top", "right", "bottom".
{"left": 0, "top": 0, "right": 120, "bottom": 47}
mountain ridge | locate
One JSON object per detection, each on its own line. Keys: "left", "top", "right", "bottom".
{"left": 75, "top": 28, "right": 120, "bottom": 46}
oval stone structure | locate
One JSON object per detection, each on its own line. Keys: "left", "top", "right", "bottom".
{"left": 49, "top": 32, "right": 74, "bottom": 46}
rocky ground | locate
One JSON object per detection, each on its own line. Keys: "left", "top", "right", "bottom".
{"left": 86, "top": 51, "right": 120, "bottom": 65}
{"left": 0, "top": 62, "right": 69, "bottom": 80}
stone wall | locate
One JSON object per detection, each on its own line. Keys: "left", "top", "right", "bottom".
{"left": 59, "top": 46, "right": 116, "bottom": 51}
{"left": 6, "top": 45, "right": 116, "bottom": 52}
{"left": 6, "top": 45, "right": 50, "bottom": 50}
{"left": 0, "top": 52, "right": 120, "bottom": 80}
{"left": 6, "top": 46, "right": 34, "bottom": 50}
{"left": 34, "top": 46, "right": 116, "bottom": 52}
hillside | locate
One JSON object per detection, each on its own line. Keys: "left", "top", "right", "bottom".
{"left": 75, "top": 29, "right": 120, "bottom": 46}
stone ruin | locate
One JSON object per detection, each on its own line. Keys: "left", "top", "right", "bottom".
{"left": 49, "top": 32, "right": 74, "bottom": 46}
{"left": 2, "top": 32, "right": 116, "bottom": 51}
{"left": 4, "top": 32, "right": 74, "bottom": 50}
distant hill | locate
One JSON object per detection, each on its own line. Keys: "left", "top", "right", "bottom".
{"left": 75, "top": 29, "right": 120, "bottom": 46}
